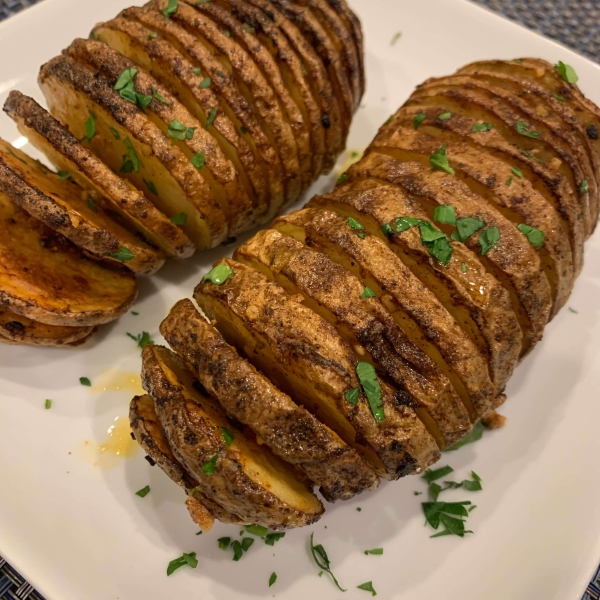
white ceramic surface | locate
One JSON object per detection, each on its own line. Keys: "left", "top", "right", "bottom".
{"left": 1, "top": 1, "right": 599, "bottom": 599}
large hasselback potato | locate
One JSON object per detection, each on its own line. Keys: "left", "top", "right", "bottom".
{"left": 139, "top": 57, "right": 600, "bottom": 531}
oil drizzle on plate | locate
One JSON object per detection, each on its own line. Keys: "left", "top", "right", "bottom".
{"left": 91, "top": 370, "right": 145, "bottom": 396}
{"left": 79, "top": 416, "right": 139, "bottom": 469}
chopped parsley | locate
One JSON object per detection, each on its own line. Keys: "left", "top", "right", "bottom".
{"left": 120, "top": 138, "right": 140, "bottom": 173}
{"left": 163, "top": 0, "right": 179, "bottom": 19}
{"left": 244, "top": 524, "right": 268, "bottom": 537}
{"left": 166, "top": 551, "right": 198, "bottom": 576}
{"left": 356, "top": 362, "right": 385, "bottom": 423}
{"left": 144, "top": 179, "right": 158, "bottom": 195}
{"left": 109, "top": 127, "right": 121, "bottom": 140}
{"left": 422, "top": 500, "right": 473, "bottom": 538}
{"left": 114, "top": 68, "right": 151, "bottom": 109}
{"left": 479, "top": 227, "right": 500, "bottom": 255}
{"left": 506, "top": 177, "right": 513, "bottom": 187}
{"left": 551, "top": 92, "right": 565, "bottom": 102}
{"left": 521, "top": 150, "right": 545, "bottom": 163}
{"left": 310, "top": 533, "right": 346, "bottom": 591}
{"left": 337, "top": 173, "right": 348, "bottom": 184}
{"left": 87, "top": 197, "right": 97, "bottom": 212}
{"left": 241, "top": 537, "right": 254, "bottom": 552}
{"left": 516, "top": 120, "right": 541, "bottom": 139}
{"left": 380, "top": 216, "right": 421, "bottom": 237}
{"left": 413, "top": 113, "right": 426, "bottom": 129}
{"left": 461, "top": 262, "right": 467, "bottom": 274}
{"left": 569, "top": 307, "right": 579, "bottom": 314}
{"left": 580, "top": 179, "right": 589, "bottom": 194}
{"left": 148, "top": 32, "right": 158, "bottom": 40}
{"left": 364, "top": 548, "right": 383, "bottom": 555}
{"left": 391, "top": 32, "right": 402, "bottom": 45}
{"left": 344, "top": 387, "right": 359, "bottom": 405}
{"left": 202, "top": 264, "right": 234, "bottom": 285}
{"left": 191, "top": 152, "right": 205, "bottom": 170}
{"left": 126, "top": 331, "right": 154, "bottom": 348}
{"left": 198, "top": 77, "right": 212, "bottom": 89}
{"left": 202, "top": 454, "right": 219, "bottom": 475}
{"left": 357, "top": 581, "right": 377, "bottom": 596}
{"left": 205, "top": 107, "right": 217, "bottom": 129}
{"left": 433, "top": 204, "right": 457, "bottom": 226}
{"left": 242, "top": 23, "right": 256, "bottom": 34}
{"left": 218, "top": 537, "right": 231, "bottom": 550}
{"left": 131, "top": 311, "right": 139, "bottom": 316}
{"left": 438, "top": 112, "right": 452, "bottom": 121}
{"left": 79, "top": 377, "right": 91, "bottom": 386}
{"left": 419, "top": 222, "right": 453, "bottom": 265}
{"left": 517, "top": 223, "right": 545, "bottom": 248}
{"left": 231, "top": 540, "right": 244, "bottom": 561}
{"left": 168, "top": 119, "right": 197, "bottom": 141}
{"left": 192, "top": 68, "right": 202, "bottom": 76}
{"left": 269, "top": 572, "right": 277, "bottom": 587}
{"left": 265, "top": 532, "right": 285, "bottom": 546}
{"left": 135, "top": 485, "right": 151, "bottom": 497}
{"left": 4, "top": 144, "right": 27, "bottom": 163}
{"left": 511, "top": 166, "right": 523, "bottom": 178}
{"left": 83, "top": 112, "right": 97, "bottom": 142}
{"left": 445, "top": 421, "right": 484, "bottom": 451}
{"left": 361, "top": 286, "right": 376, "bottom": 298}
{"left": 471, "top": 122, "right": 493, "bottom": 132}
{"left": 57, "top": 170, "right": 71, "bottom": 180}
{"left": 429, "top": 144, "right": 455, "bottom": 175}
{"left": 170, "top": 212, "right": 188, "bottom": 225}
{"left": 555, "top": 61, "right": 578, "bottom": 84}
{"left": 45, "top": 399, "right": 52, "bottom": 409}
{"left": 422, "top": 465, "right": 454, "bottom": 483}
{"left": 110, "top": 247, "right": 135, "bottom": 263}
{"left": 454, "top": 217, "right": 485, "bottom": 242}
{"left": 347, "top": 217, "right": 366, "bottom": 238}
{"left": 151, "top": 88, "right": 170, "bottom": 105}
{"left": 220, "top": 427, "right": 235, "bottom": 446}
{"left": 356, "top": 507, "right": 362, "bottom": 511}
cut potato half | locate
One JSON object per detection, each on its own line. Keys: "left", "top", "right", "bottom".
{"left": 38, "top": 55, "right": 228, "bottom": 248}
{"left": 141, "top": 344, "right": 324, "bottom": 529}
{"left": 160, "top": 299, "right": 379, "bottom": 500}
{"left": 0, "top": 308, "right": 94, "bottom": 347}
{"left": 3, "top": 91, "right": 194, "bottom": 260}
{"left": 0, "top": 190, "right": 137, "bottom": 326}
{"left": 0, "top": 139, "right": 165, "bottom": 275}
{"left": 130, "top": 394, "right": 244, "bottom": 528}
{"left": 195, "top": 258, "right": 440, "bottom": 478}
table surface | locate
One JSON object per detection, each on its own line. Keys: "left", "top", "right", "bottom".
{"left": 0, "top": 0, "right": 599, "bottom": 599}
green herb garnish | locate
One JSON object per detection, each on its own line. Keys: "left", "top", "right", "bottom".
{"left": 109, "top": 127, "right": 121, "bottom": 140}
{"left": 168, "top": 119, "right": 196, "bottom": 141}
{"left": 433, "top": 204, "right": 456, "bottom": 226}
{"left": 422, "top": 501, "right": 473, "bottom": 538}
{"left": 170, "top": 212, "right": 188, "bottom": 225}
{"left": 127, "top": 331, "right": 154, "bottom": 348}
{"left": 45, "top": 399, "right": 52, "bottom": 409}
{"left": 516, "top": 120, "right": 541, "bottom": 139}
{"left": 135, "top": 485, "right": 150, "bottom": 497}
{"left": 517, "top": 223, "right": 545, "bottom": 248}
{"left": 521, "top": 150, "right": 545, "bottom": 163}
{"left": 202, "top": 453, "right": 219, "bottom": 475}
{"left": 57, "top": 170, "right": 71, "bottom": 180}
{"left": 422, "top": 465, "right": 454, "bottom": 483}
{"left": 511, "top": 166, "right": 523, "bottom": 178}
{"left": 148, "top": 32, "right": 158, "bottom": 40}
{"left": 429, "top": 144, "right": 455, "bottom": 175}
{"left": 361, "top": 286, "right": 376, "bottom": 298}
{"left": 461, "top": 262, "right": 467, "bottom": 273}
{"left": 580, "top": 179, "right": 589, "bottom": 194}
{"left": 202, "top": 264, "right": 234, "bottom": 285}
{"left": 364, "top": 548, "right": 383, "bottom": 555}
{"left": 357, "top": 581, "right": 377, "bottom": 596}
{"left": 151, "top": 88, "right": 170, "bottom": 105}
{"left": 232, "top": 540, "right": 244, "bottom": 561}
{"left": 166, "top": 551, "right": 197, "bottom": 576}
{"left": 551, "top": 92, "right": 565, "bottom": 102}
{"left": 83, "top": 113, "right": 96, "bottom": 142}
{"left": 555, "top": 61, "right": 578, "bottom": 84}
{"left": 471, "top": 122, "right": 493, "bottom": 132}
{"left": 144, "top": 179, "right": 158, "bottom": 195}
{"left": 479, "top": 227, "right": 500, "bottom": 255}
{"left": 505, "top": 177, "right": 513, "bottom": 187}
{"left": 220, "top": 427, "right": 235, "bottom": 446}
{"left": 269, "top": 572, "right": 277, "bottom": 587}
{"left": 110, "top": 247, "right": 135, "bottom": 263}
{"left": 79, "top": 377, "right": 91, "bottom": 386}
{"left": 191, "top": 152, "right": 205, "bottom": 170}
{"left": 569, "top": 307, "right": 579, "bottom": 314}
{"left": 309, "top": 533, "right": 346, "bottom": 592}
{"left": 120, "top": 138, "right": 140, "bottom": 173}
{"left": 218, "top": 537, "right": 231, "bottom": 550}
{"left": 356, "top": 362, "right": 385, "bottom": 423}
{"left": 445, "top": 421, "right": 484, "bottom": 451}
{"left": 198, "top": 77, "right": 212, "bottom": 89}
{"left": 114, "top": 68, "right": 152, "bottom": 109}
{"left": 344, "top": 387, "right": 359, "bottom": 405}
{"left": 413, "top": 113, "right": 426, "bottom": 129}
{"left": 163, "top": 0, "right": 179, "bottom": 19}
{"left": 241, "top": 537, "right": 254, "bottom": 552}
{"left": 244, "top": 524, "right": 268, "bottom": 537}
{"left": 380, "top": 216, "right": 421, "bottom": 237}
{"left": 428, "top": 236, "right": 453, "bottom": 265}
{"left": 391, "top": 32, "right": 402, "bottom": 45}
{"left": 438, "top": 112, "right": 452, "bottom": 121}
{"left": 454, "top": 217, "right": 485, "bottom": 242}
{"left": 418, "top": 221, "right": 446, "bottom": 244}
{"left": 337, "top": 173, "right": 348, "bottom": 184}
{"left": 206, "top": 107, "right": 217, "bottom": 129}
{"left": 265, "top": 532, "right": 285, "bottom": 546}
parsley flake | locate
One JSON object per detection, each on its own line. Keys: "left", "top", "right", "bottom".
{"left": 231, "top": 540, "right": 244, "bottom": 561}
{"left": 269, "top": 572, "right": 277, "bottom": 587}
{"left": 166, "top": 551, "right": 197, "bottom": 576}
{"left": 244, "top": 524, "right": 268, "bottom": 537}
{"left": 135, "top": 485, "right": 150, "bottom": 497}
{"left": 265, "top": 532, "right": 285, "bottom": 546}
{"left": 218, "top": 537, "right": 231, "bottom": 550}
{"left": 148, "top": 32, "right": 158, "bottom": 40}
{"left": 433, "top": 204, "right": 456, "bottom": 226}
{"left": 109, "top": 127, "right": 120, "bottom": 140}
{"left": 202, "top": 453, "right": 219, "bottom": 475}
{"left": 580, "top": 179, "right": 589, "bottom": 194}
{"left": 380, "top": 216, "right": 421, "bottom": 236}
{"left": 438, "top": 112, "right": 452, "bottom": 121}
{"left": 220, "top": 427, "right": 235, "bottom": 446}
{"left": 356, "top": 362, "right": 385, "bottom": 423}
{"left": 422, "top": 465, "right": 454, "bottom": 483}
{"left": 512, "top": 166, "right": 523, "bottom": 178}
{"left": 455, "top": 217, "right": 485, "bottom": 242}
{"left": 479, "top": 227, "right": 500, "bottom": 255}
{"left": 163, "top": 0, "right": 179, "bottom": 19}
{"left": 461, "top": 262, "right": 467, "bottom": 273}
{"left": 516, "top": 120, "right": 541, "bottom": 139}
{"left": 206, "top": 107, "right": 217, "bottom": 129}
{"left": 357, "top": 581, "right": 377, "bottom": 596}
{"left": 241, "top": 537, "right": 254, "bottom": 552}
{"left": 83, "top": 113, "right": 97, "bottom": 142}
{"left": 344, "top": 387, "right": 359, "bottom": 405}
{"left": 429, "top": 144, "right": 455, "bottom": 175}
{"left": 337, "top": 173, "right": 348, "bottom": 184}
{"left": 191, "top": 152, "right": 205, "bottom": 170}
{"left": 505, "top": 177, "right": 513, "bottom": 187}
{"left": 202, "top": 264, "right": 234, "bottom": 285}
{"left": 445, "top": 421, "right": 484, "bottom": 451}
{"left": 120, "top": 138, "right": 140, "bottom": 173}
{"left": 45, "top": 399, "right": 52, "bottom": 409}
{"left": 555, "top": 61, "right": 578, "bottom": 84}
{"left": 391, "top": 32, "right": 402, "bottom": 45}
{"left": 57, "top": 170, "right": 71, "bottom": 180}
{"left": 144, "top": 179, "right": 158, "bottom": 195}
{"left": 310, "top": 533, "right": 346, "bottom": 592}
{"left": 364, "top": 548, "right": 383, "bottom": 555}
{"left": 168, "top": 119, "right": 196, "bottom": 141}
{"left": 126, "top": 331, "right": 154, "bottom": 349}
{"left": 361, "top": 286, "right": 376, "bottom": 298}
{"left": 170, "top": 212, "right": 188, "bottom": 225}
{"left": 80, "top": 377, "right": 92, "bottom": 386}
{"left": 413, "top": 112, "right": 426, "bottom": 129}
{"left": 551, "top": 92, "right": 565, "bottom": 102}
{"left": 198, "top": 77, "right": 211, "bottom": 89}
{"left": 151, "top": 88, "right": 170, "bottom": 105}
{"left": 471, "top": 122, "right": 493, "bottom": 132}
{"left": 517, "top": 223, "right": 545, "bottom": 248}
{"left": 110, "top": 247, "right": 135, "bottom": 263}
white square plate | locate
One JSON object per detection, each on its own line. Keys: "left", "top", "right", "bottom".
{"left": 1, "top": 1, "right": 599, "bottom": 599}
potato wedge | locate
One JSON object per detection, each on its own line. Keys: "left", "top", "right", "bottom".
{"left": 394, "top": 104, "right": 584, "bottom": 287}
{"left": 195, "top": 258, "right": 440, "bottom": 478}
{"left": 94, "top": 14, "right": 270, "bottom": 223}
{"left": 3, "top": 91, "right": 194, "bottom": 260}
{"left": 38, "top": 55, "right": 227, "bottom": 248}
{"left": 0, "top": 190, "right": 137, "bottom": 326}
{"left": 235, "top": 228, "right": 481, "bottom": 445}
{"left": 67, "top": 38, "right": 256, "bottom": 237}
{"left": 0, "top": 139, "right": 165, "bottom": 275}
{"left": 160, "top": 299, "right": 379, "bottom": 500}
{"left": 141, "top": 344, "right": 324, "bottom": 529}
{"left": 308, "top": 177, "right": 522, "bottom": 389}
{"left": 0, "top": 308, "right": 94, "bottom": 347}
{"left": 273, "top": 208, "right": 482, "bottom": 431}
{"left": 130, "top": 393, "right": 244, "bottom": 528}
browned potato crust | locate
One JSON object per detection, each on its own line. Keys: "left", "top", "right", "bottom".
{"left": 160, "top": 299, "right": 379, "bottom": 500}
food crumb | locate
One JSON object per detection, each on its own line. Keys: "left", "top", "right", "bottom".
{"left": 481, "top": 409, "right": 507, "bottom": 430}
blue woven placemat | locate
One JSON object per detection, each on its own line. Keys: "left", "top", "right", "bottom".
{"left": 0, "top": 0, "right": 599, "bottom": 599}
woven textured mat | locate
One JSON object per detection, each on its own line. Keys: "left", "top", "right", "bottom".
{"left": 0, "top": 0, "right": 599, "bottom": 599}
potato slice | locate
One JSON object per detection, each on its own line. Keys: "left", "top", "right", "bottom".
{"left": 94, "top": 15, "right": 269, "bottom": 223}
{"left": 160, "top": 299, "right": 379, "bottom": 500}
{"left": 0, "top": 139, "right": 165, "bottom": 275}
{"left": 395, "top": 104, "right": 584, "bottom": 286}
{"left": 246, "top": 0, "right": 346, "bottom": 172}
{"left": 0, "top": 308, "right": 94, "bottom": 347}
{"left": 39, "top": 55, "right": 227, "bottom": 248}
{"left": 130, "top": 393, "right": 243, "bottom": 528}
{"left": 195, "top": 258, "right": 440, "bottom": 478}
{"left": 408, "top": 79, "right": 595, "bottom": 239}
{"left": 235, "top": 228, "right": 481, "bottom": 445}
{"left": 144, "top": 0, "right": 302, "bottom": 212}
{"left": 272, "top": 208, "right": 484, "bottom": 430}
{"left": 190, "top": 0, "right": 312, "bottom": 191}
{"left": 308, "top": 178, "right": 523, "bottom": 384}
{"left": 0, "top": 190, "right": 137, "bottom": 327}
{"left": 141, "top": 344, "right": 324, "bottom": 529}
{"left": 3, "top": 91, "right": 193, "bottom": 260}
{"left": 67, "top": 38, "right": 256, "bottom": 237}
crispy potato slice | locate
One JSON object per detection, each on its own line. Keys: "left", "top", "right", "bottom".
{"left": 160, "top": 299, "right": 378, "bottom": 500}
{"left": 273, "top": 208, "right": 481, "bottom": 432}
{"left": 189, "top": 0, "right": 313, "bottom": 191}
{"left": 130, "top": 393, "right": 243, "bottom": 528}
{"left": 123, "top": 6, "right": 287, "bottom": 216}
{"left": 67, "top": 38, "right": 256, "bottom": 237}
{"left": 408, "top": 79, "right": 595, "bottom": 239}
{"left": 235, "top": 228, "right": 480, "bottom": 445}
{"left": 3, "top": 91, "right": 193, "bottom": 260}
{"left": 0, "top": 308, "right": 94, "bottom": 347}
{"left": 141, "top": 344, "right": 324, "bottom": 529}
{"left": 361, "top": 139, "right": 556, "bottom": 341}
{"left": 246, "top": 0, "right": 346, "bottom": 172}
{"left": 0, "top": 139, "right": 165, "bottom": 275}
{"left": 145, "top": 0, "right": 303, "bottom": 212}
{"left": 308, "top": 178, "right": 522, "bottom": 387}
{"left": 195, "top": 258, "right": 440, "bottom": 478}
{"left": 39, "top": 55, "right": 227, "bottom": 248}
{"left": 395, "top": 104, "right": 584, "bottom": 285}
{"left": 0, "top": 190, "right": 137, "bottom": 326}
{"left": 94, "top": 15, "right": 269, "bottom": 223}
